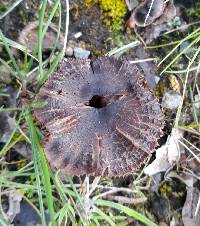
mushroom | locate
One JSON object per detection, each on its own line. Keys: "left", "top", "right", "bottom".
{"left": 34, "top": 57, "right": 164, "bottom": 177}
{"left": 18, "top": 21, "right": 64, "bottom": 52}
{"left": 128, "top": 0, "right": 166, "bottom": 27}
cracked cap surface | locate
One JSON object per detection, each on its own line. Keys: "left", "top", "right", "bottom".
{"left": 34, "top": 57, "right": 164, "bottom": 177}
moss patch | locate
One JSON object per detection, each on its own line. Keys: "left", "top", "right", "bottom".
{"left": 85, "top": 0, "right": 127, "bottom": 32}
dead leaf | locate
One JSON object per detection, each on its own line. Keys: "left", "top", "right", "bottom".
{"left": 167, "top": 128, "right": 183, "bottom": 164}
{"left": 165, "top": 171, "right": 195, "bottom": 188}
{"left": 182, "top": 187, "right": 200, "bottom": 226}
{"left": 6, "top": 190, "right": 23, "bottom": 223}
{"left": 144, "top": 128, "right": 184, "bottom": 176}
{"left": 144, "top": 143, "right": 171, "bottom": 176}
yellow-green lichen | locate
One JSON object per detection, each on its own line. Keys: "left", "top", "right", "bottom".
{"left": 85, "top": 0, "right": 127, "bottom": 31}
{"left": 160, "top": 183, "right": 172, "bottom": 197}
{"left": 16, "top": 159, "right": 27, "bottom": 169}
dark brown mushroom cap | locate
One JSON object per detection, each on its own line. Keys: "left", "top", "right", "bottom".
{"left": 132, "top": 0, "right": 166, "bottom": 27}
{"left": 34, "top": 57, "right": 164, "bottom": 177}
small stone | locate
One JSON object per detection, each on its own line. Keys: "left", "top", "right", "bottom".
{"left": 0, "top": 65, "right": 12, "bottom": 84}
{"left": 162, "top": 91, "right": 182, "bottom": 109}
{"left": 74, "top": 32, "right": 82, "bottom": 39}
{"left": 65, "top": 46, "right": 73, "bottom": 57}
{"left": 74, "top": 47, "right": 90, "bottom": 59}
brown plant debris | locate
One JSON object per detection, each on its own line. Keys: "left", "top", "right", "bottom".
{"left": 34, "top": 57, "right": 164, "bottom": 177}
{"left": 18, "top": 21, "right": 64, "bottom": 52}
{"left": 182, "top": 187, "right": 200, "bottom": 226}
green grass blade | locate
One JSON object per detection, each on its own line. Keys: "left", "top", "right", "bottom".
{"left": 0, "top": 0, "right": 24, "bottom": 20}
{"left": 57, "top": 203, "right": 70, "bottom": 225}
{"left": 94, "top": 207, "right": 116, "bottom": 226}
{"left": 160, "top": 35, "right": 200, "bottom": 74}
{"left": 189, "top": 85, "right": 199, "bottom": 125}
{"left": 42, "top": 0, "right": 60, "bottom": 39}
{"left": 158, "top": 27, "right": 200, "bottom": 67}
{"left": 39, "top": 51, "right": 63, "bottom": 86}
{"left": 40, "top": 0, "right": 62, "bottom": 73}
{"left": 67, "top": 177, "right": 87, "bottom": 224}
{"left": 27, "top": 113, "right": 56, "bottom": 226}
{"left": 146, "top": 40, "right": 180, "bottom": 49}
{"left": 35, "top": 138, "right": 56, "bottom": 226}
{"left": 175, "top": 45, "right": 200, "bottom": 126}
{"left": 91, "top": 217, "right": 101, "bottom": 226}
{"left": 27, "top": 113, "right": 46, "bottom": 226}
{"left": 38, "top": 0, "right": 48, "bottom": 81}
{"left": 0, "top": 30, "right": 22, "bottom": 79}
{"left": 0, "top": 112, "right": 24, "bottom": 158}
{"left": 95, "top": 199, "right": 158, "bottom": 226}
{"left": 106, "top": 40, "right": 140, "bottom": 57}
{"left": 0, "top": 37, "right": 38, "bottom": 61}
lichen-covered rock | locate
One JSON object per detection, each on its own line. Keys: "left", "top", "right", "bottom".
{"left": 74, "top": 47, "right": 90, "bottom": 59}
{"left": 34, "top": 57, "right": 164, "bottom": 177}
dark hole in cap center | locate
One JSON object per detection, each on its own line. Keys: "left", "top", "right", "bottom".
{"left": 89, "top": 95, "right": 107, "bottom": 108}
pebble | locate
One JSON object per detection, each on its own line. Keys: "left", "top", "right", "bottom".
{"left": 74, "top": 32, "right": 82, "bottom": 39}
{"left": 162, "top": 91, "right": 182, "bottom": 109}
{"left": 0, "top": 65, "right": 12, "bottom": 84}
{"left": 65, "top": 46, "right": 74, "bottom": 57}
{"left": 74, "top": 47, "right": 90, "bottom": 59}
